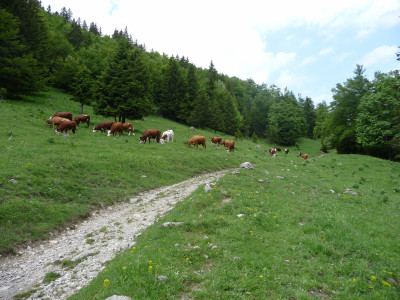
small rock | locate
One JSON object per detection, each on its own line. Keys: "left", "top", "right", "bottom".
{"left": 329, "top": 189, "right": 335, "bottom": 194}
{"left": 254, "top": 145, "right": 261, "bottom": 149}
{"left": 265, "top": 178, "right": 270, "bottom": 183}
{"left": 232, "top": 256, "right": 241, "bottom": 260}
{"left": 62, "top": 133, "right": 70, "bottom": 137}
{"left": 141, "top": 175, "right": 147, "bottom": 178}
{"left": 264, "top": 171, "right": 270, "bottom": 175}
{"left": 258, "top": 179, "right": 264, "bottom": 183}
{"left": 9, "top": 178, "right": 18, "bottom": 184}
{"left": 162, "top": 222, "right": 184, "bottom": 228}
{"left": 276, "top": 176, "right": 284, "bottom": 179}
{"left": 240, "top": 162, "right": 254, "bottom": 169}
{"left": 205, "top": 184, "right": 212, "bottom": 192}
{"left": 237, "top": 214, "right": 245, "bottom": 218}
{"left": 231, "top": 171, "right": 240, "bottom": 175}
{"left": 157, "top": 275, "right": 168, "bottom": 282}
{"left": 105, "top": 296, "right": 132, "bottom": 300}
{"left": 72, "top": 250, "right": 98, "bottom": 262}
{"left": 343, "top": 189, "right": 357, "bottom": 195}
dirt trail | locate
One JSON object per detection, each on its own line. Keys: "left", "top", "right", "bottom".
{"left": 0, "top": 170, "right": 228, "bottom": 300}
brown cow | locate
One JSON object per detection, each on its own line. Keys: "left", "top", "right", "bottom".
{"left": 45, "top": 116, "right": 69, "bottom": 130}
{"left": 210, "top": 136, "right": 223, "bottom": 145}
{"left": 108, "top": 122, "right": 124, "bottom": 136}
{"left": 53, "top": 112, "right": 73, "bottom": 120}
{"left": 285, "top": 148, "right": 289, "bottom": 154}
{"left": 187, "top": 135, "right": 206, "bottom": 150}
{"left": 93, "top": 121, "right": 115, "bottom": 133}
{"left": 276, "top": 147, "right": 282, "bottom": 152}
{"left": 299, "top": 152, "right": 308, "bottom": 159}
{"left": 56, "top": 120, "right": 76, "bottom": 134}
{"left": 139, "top": 129, "right": 161, "bottom": 144}
{"left": 74, "top": 114, "right": 90, "bottom": 127}
{"left": 269, "top": 148, "right": 277, "bottom": 157}
{"left": 122, "top": 123, "right": 134, "bottom": 136}
{"left": 223, "top": 140, "right": 235, "bottom": 152}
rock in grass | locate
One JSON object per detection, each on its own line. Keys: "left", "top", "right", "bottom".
{"left": 105, "top": 296, "right": 132, "bottom": 300}
{"left": 205, "top": 184, "right": 212, "bottom": 192}
{"left": 240, "top": 162, "right": 254, "bottom": 169}
{"left": 343, "top": 189, "right": 357, "bottom": 195}
{"left": 162, "top": 222, "right": 184, "bottom": 228}
{"left": 157, "top": 275, "right": 168, "bottom": 281}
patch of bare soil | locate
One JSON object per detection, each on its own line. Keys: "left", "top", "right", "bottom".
{"left": 0, "top": 170, "right": 228, "bottom": 300}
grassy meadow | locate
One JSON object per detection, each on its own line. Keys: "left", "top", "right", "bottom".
{"left": 1, "top": 89, "right": 399, "bottom": 298}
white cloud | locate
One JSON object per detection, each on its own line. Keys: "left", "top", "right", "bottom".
{"left": 300, "top": 56, "right": 317, "bottom": 66}
{"left": 359, "top": 45, "right": 398, "bottom": 67}
{"left": 319, "top": 47, "right": 333, "bottom": 56}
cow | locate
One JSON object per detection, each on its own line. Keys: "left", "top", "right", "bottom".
{"left": 299, "top": 152, "right": 308, "bottom": 159}
{"left": 55, "top": 120, "right": 76, "bottom": 134}
{"left": 186, "top": 135, "right": 206, "bottom": 150}
{"left": 276, "top": 147, "right": 282, "bottom": 152}
{"left": 269, "top": 148, "right": 277, "bottom": 158}
{"left": 74, "top": 114, "right": 90, "bottom": 127}
{"left": 45, "top": 116, "right": 69, "bottom": 130}
{"left": 107, "top": 122, "right": 124, "bottom": 136}
{"left": 223, "top": 140, "right": 235, "bottom": 152}
{"left": 53, "top": 112, "right": 73, "bottom": 120}
{"left": 160, "top": 130, "right": 174, "bottom": 144}
{"left": 139, "top": 129, "right": 161, "bottom": 144}
{"left": 210, "top": 136, "right": 223, "bottom": 145}
{"left": 93, "top": 121, "right": 115, "bottom": 133}
{"left": 285, "top": 148, "right": 289, "bottom": 154}
{"left": 122, "top": 123, "right": 134, "bottom": 136}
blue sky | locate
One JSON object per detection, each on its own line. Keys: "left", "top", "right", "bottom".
{"left": 41, "top": 0, "right": 400, "bottom": 104}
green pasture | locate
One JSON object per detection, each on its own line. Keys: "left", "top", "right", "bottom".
{"left": 1, "top": 90, "right": 399, "bottom": 298}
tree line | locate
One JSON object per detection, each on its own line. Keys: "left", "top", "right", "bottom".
{"left": 1, "top": 0, "right": 399, "bottom": 160}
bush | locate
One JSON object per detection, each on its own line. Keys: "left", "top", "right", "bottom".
{"left": 251, "top": 132, "right": 258, "bottom": 143}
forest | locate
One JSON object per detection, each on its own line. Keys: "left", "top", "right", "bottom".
{"left": 1, "top": 0, "right": 399, "bottom": 160}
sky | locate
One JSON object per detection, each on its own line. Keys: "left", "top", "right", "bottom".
{"left": 40, "top": 0, "right": 400, "bottom": 104}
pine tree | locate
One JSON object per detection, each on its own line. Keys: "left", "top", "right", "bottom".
{"left": 71, "top": 65, "right": 93, "bottom": 113}
{"left": 95, "top": 38, "right": 152, "bottom": 121}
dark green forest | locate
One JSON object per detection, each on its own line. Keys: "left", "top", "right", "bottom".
{"left": 1, "top": 0, "right": 399, "bottom": 159}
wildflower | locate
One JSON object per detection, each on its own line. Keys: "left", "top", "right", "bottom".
{"left": 388, "top": 272, "right": 393, "bottom": 275}
{"left": 122, "top": 266, "right": 127, "bottom": 270}
{"left": 148, "top": 260, "right": 153, "bottom": 265}
{"left": 149, "top": 265, "right": 153, "bottom": 271}
{"left": 186, "top": 257, "right": 190, "bottom": 262}
{"left": 103, "top": 279, "right": 110, "bottom": 288}
{"left": 353, "top": 278, "right": 357, "bottom": 283}
{"left": 260, "top": 275, "right": 264, "bottom": 278}
{"left": 250, "top": 231, "right": 254, "bottom": 236}
{"left": 370, "top": 276, "right": 377, "bottom": 281}
{"left": 381, "top": 279, "right": 391, "bottom": 287}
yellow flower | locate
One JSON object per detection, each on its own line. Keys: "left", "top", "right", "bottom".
{"left": 381, "top": 279, "right": 391, "bottom": 287}
{"left": 186, "top": 257, "right": 190, "bottom": 261}
{"left": 149, "top": 266, "right": 153, "bottom": 270}
{"left": 353, "top": 278, "right": 357, "bottom": 283}
{"left": 260, "top": 275, "right": 263, "bottom": 278}
{"left": 122, "top": 266, "right": 127, "bottom": 270}
{"left": 250, "top": 231, "right": 254, "bottom": 236}
{"left": 103, "top": 279, "right": 110, "bottom": 288}
{"left": 370, "top": 275, "right": 377, "bottom": 281}
{"left": 148, "top": 260, "right": 153, "bottom": 265}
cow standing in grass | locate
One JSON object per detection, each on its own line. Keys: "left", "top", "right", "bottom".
{"left": 187, "top": 135, "right": 206, "bottom": 150}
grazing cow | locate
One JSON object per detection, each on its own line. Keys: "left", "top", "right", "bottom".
{"left": 53, "top": 112, "right": 73, "bottom": 120}
{"left": 269, "top": 148, "right": 277, "bottom": 158}
{"left": 160, "top": 130, "right": 174, "bottom": 144}
{"left": 56, "top": 120, "right": 76, "bottom": 134}
{"left": 299, "top": 152, "right": 308, "bottom": 159}
{"left": 74, "top": 114, "right": 90, "bottom": 127}
{"left": 139, "top": 129, "right": 161, "bottom": 144}
{"left": 223, "top": 140, "right": 235, "bottom": 152}
{"left": 276, "top": 147, "right": 282, "bottom": 152}
{"left": 93, "top": 121, "right": 115, "bottom": 133}
{"left": 107, "top": 122, "right": 124, "bottom": 136}
{"left": 210, "top": 136, "right": 223, "bottom": 145}
{"left": 45, "top": 116, "right": 69, "bottom": 130}
{"left": 186, "top": 135, "right": 206, "bottom": 150}
{"left": 285, "top": 148, "right": 289, "bottom": 154}
{"left": 122, "top": 123, "right": 135, "bottom": 136}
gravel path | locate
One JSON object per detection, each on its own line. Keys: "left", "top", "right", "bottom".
{"left": 0, "top": 170, "right": 228, "bottom": 300}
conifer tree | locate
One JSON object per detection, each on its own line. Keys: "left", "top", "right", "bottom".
{"left": 95, "top": 38, "right": 152, "bottom": 121}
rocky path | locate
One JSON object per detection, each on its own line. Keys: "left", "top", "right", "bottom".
{"left": 0, "top": 170, "right": 228, "bottom": 300}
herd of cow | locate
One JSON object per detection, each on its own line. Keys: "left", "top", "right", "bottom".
{"left": 45, "top": 111, "right": 308, "bottom": 157}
